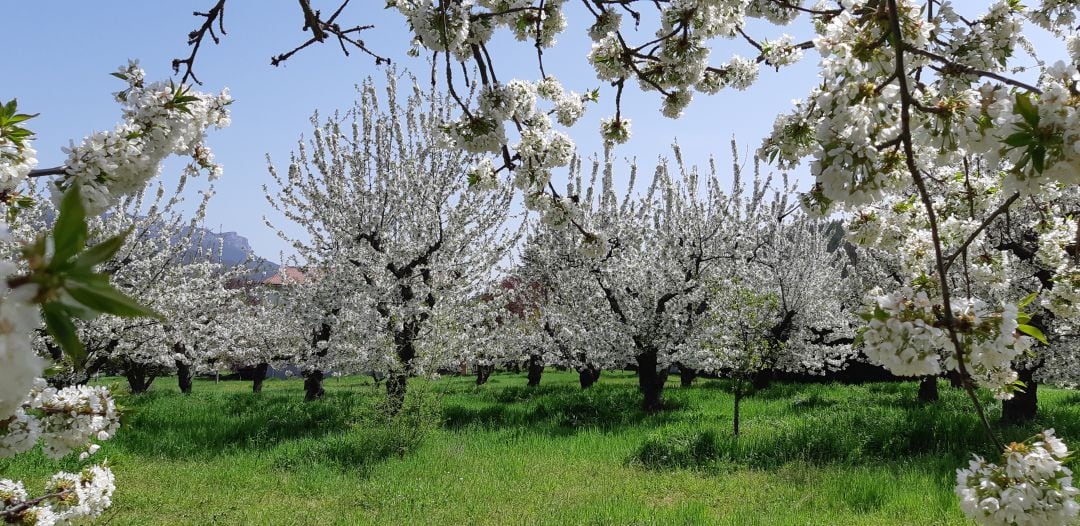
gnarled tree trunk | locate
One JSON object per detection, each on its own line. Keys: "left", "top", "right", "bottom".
{"left": 475, "top": 363, "right": 494, "bottom": 386}
{"left": 733, "top": 378, "right": 744, "bottom": 437}
{"left": 678, "top": 363, "right": 696, "bottom": 388}
{"left": 637, "top": 351, "right": 666, "bottom": 413}
{"left": 303, "top": 370, "right": 325, "bottom": 401}
{"left": 578, "top": 365, "right": 601, "bottom": 389}
{"left": 176, "top": 359, "right": 193, "bottom": 394}
{"left": 386, "top": 337, "right": 418, "bottom": 416}
{"left": 1002, "top": 367, "right": 1039, "bottom": 424}
{"left": 917, "top": 376, "right": 939, "bottom": 403}
{"left": 946, "top": 370, "right": 964, "bottom": 388}
{"left": 125, "top": 363, "right": 156, "bottom": 394}
{"left": 526, "top": 354, "right": 544, "bottom": 387}
{"left": 252, "top": 362, "right": 269, "bottom": 393}
{"left": 751, "top": 368, "right": 772, "bottom": 390}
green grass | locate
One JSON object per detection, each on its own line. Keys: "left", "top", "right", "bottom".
{"left": 3, "top": 371, "right": 1079, "bottom": 525}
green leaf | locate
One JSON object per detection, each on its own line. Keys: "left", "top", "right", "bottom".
{"left": 1003, "top": 132, "right": 1034, "bottom": 148}
{"left": 72, "top": 229, "right": 130, "bottom": 269}
{"left": 110, "top": 72, "right": 128, "bottom": 81}
{"left": 6, "top": 113, "right": 38, "bottom": 125}
{"left": 1032, "top": 146, "right": 1046, "bottom": 173}
{"left": 1017, "top": 323, "right": 1048, "bottom": 345}
{"left": 64, "top": 269, "right": 113, "bottom": 289}
{"left": 1019, "top": 291, "right": 1039, "bottom": 308}
{"left": 50, "top": 184, "right": 88, "bottom": 268}
{"left": 64, "top": 281, "right": 161, "bottom": 319}
{"left": 41, "top": 302, "right": 86, "bottom": 367}
{"left": 1015, "top": 93, "right": 1040, "bottom": 127}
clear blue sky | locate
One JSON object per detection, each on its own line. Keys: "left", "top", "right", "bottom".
{"left": 8, "top": 2, "right": 1058, "bottom": 261}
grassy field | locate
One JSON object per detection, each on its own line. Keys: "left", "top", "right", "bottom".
{"left": 3, "top": 371, "right": 1080, "bottom": 525}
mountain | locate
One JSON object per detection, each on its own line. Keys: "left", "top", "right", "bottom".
{"left": 183, "top": 226, "right": 280, "bottom": 281}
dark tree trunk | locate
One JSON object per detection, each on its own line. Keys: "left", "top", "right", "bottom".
{"left": 303, "top": 370, "right": 325, "bottom": 401}
{"left": 176, "top": 359, "right": 193, "bottom": 394}
{"left": 578, "top": 365, "right": 601, "bottom": 389}
{"left": 386, "top": 339, "right": 418, "bottom": 416}
{"left": 252, "top": 362, "right": 269, "bottom": 393}
{"left": 1002, "top": 367, "right": 1039, "bottom": 424}
{"left": 526, "top": 355, "right": 544, "bottom": 387}
{"left": 679, "top": 364, "right": 696, "bottom": 388}
{"left": 751, "top": 369, "right": 772, "bottom": 390}
{"left": 48, "top": 351, "right": 110, "bottom": 388}
{"left": 636, "top": 351, "right": 666, "bottom": 413}
{"left": 917, "top": 376, "right": 939, "bottom": 403}
{"left": 125, "top": 364, "right": 155, "bottom": 394}
{"left": 475, "top": 364, "right": 494, "bottom": 386}
{"left": 304, "top": 309, "right": 337, "bottom": 401}
{"left": 733, "top": 379, "right": 743, "bottom": 437}
{"left": 946, "top": 370, "right": 964, "bottom": 388}
{"left": 386, "top": 372, "right": 407, "bottom": 414}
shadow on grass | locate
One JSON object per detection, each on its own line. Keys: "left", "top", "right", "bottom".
{"left": 632, "top": 381, "right": 1080, "bottom": 475}
{"left": 111, "top": 390, "right": 373, "bottom": 459}
{"left": 442, "top": 383, "right": 687, "bottom": 435}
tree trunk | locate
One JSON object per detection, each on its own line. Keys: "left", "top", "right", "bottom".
{"left": 526, "top": 355, "right": 544, "bottom": 387}
{"left": 636, "top": 351, "right": 665, "bottom": 413}
{"left": 48, "top": 352, "right": 109, "bottom": 388}
{"left": 386, "top": 337, "right": 418, "bottom": 416}
{"left": 751, "top": 368, "right": 772, "bottom": 390}
{"left": 386, "top": 372, "right": 407, "bottom": 415}
{"left": 1002, "top": 367, "right": 1039, "bottom": 424}
{"left": 679, "top": 364, "right": 696, "bottom": 388}
{"left": 946, "top": 370, "right": 964, "bottom": 388}
{"left": 176, "top": 359, "right": 193, "bottom": 394}
{"left": 733, "top": 380, "right": 743, "bottom": 438}
{"left": 303, "top": 370, "right": 325, "bottom": 401}
{"left": 252, "top": 362, "right": 269, "bottom": 393}
{"left": 917, "top": 376, "right": 939, "bottom": 403}
{"left": 125, "top": 364, "right": 155, "bottom": 394}
{"left": 475, "top": 364, "right": 494, "bottom": 385}
{"left": 578, "top": 365, "right": 601, "bottom": 389}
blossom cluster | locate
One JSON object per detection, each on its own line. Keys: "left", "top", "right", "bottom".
{"left": 0, "top": 259, "right": 45, "bottom": 422}
{"left": 861, "top": 288, "right": 1031, "bottom": 398}
{"left": 957, "top": 429, "right": 1079, "bottom": 526}
{"left": 54, "top": 60, "right": 231, "bottom": 214}
{"left": 444, "top": 75, "right": 583, "bottom": 198}
{"left": 385, "top": 0, "right": 808, "bottom": 210}
{"left": 1, "top": 379, "right": 119, "bottom": 460}
{"left": 1, "top": 62, "right": 230, "bottom": 524}
{"left": 0, "top": 465, "right": 115, "bottom": 526}
{"left": 0, "top": 136, "right": 36, "bottom": 194}
{"left": 0, "top": 381, "right": 118, "bottom": 526}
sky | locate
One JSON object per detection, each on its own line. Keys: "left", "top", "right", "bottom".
{"left": 7, "top": 1, "right": 1058, "bottom": 262}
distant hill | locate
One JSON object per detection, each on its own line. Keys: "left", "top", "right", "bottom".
{"left": 38, "top": 207, "right": 280, "bottom": 281}
{"left": 182, "top": 226, "right": 280, "bottom": 281}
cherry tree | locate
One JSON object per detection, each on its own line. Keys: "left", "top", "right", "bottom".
{"left": 23, "top": 178, "right": 249, "bottom": 395}
{"left": 677, "top": 212, "right": 856, "bottom": 435}
{"left": 265, "top": 71, "right": 518, "bottom": 411}
{"left": 213, "top": 284, "right": 305, "bottom": 393}
{"left": 6, "top": 0, "right": 1077, "bottom": 520}
{"left": 516, "top": 143, "right": 801, "bottom": 412}
{"left": 1, "top": 61, "right": 230, "bottom": 523}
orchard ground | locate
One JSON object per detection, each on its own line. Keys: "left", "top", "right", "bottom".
{"left": 4, "top": 372, "right": 1079, "bottom": 525}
